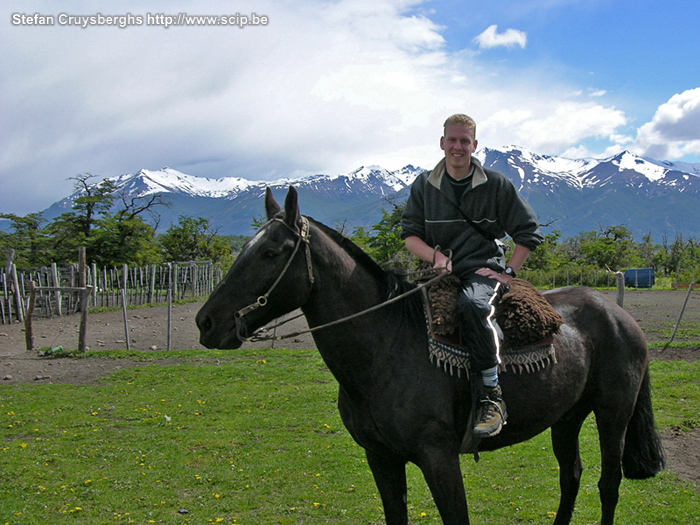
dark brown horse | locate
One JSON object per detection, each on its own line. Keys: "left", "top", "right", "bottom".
{"left": 196, "top": 187, "right": 664, "bottom": 525}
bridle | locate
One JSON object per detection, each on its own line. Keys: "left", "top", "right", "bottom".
{"left": 233, "top": 215, "right": 448, "bottom": 343}
{"left": 233, "top": 216, "right": 314, "bottom": 341}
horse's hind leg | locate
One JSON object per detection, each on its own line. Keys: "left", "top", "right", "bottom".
{"left": 595, "top": 406, "right": 632, "bottom": 525}
{"left": 551, "top": 411, "right": 588, "bottom": 525}
{"left": 365, "top": 450, "right": 409, "bottom": 525}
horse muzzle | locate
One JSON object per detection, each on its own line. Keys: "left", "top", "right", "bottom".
{"left": 196, "top": 312, "right": 244, "bottom": 350}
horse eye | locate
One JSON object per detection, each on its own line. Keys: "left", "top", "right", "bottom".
{"left": 263, "top": 249, "right": 279, "bottom": 259}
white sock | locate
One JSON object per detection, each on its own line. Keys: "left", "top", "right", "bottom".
{"left": 481, "top": 366, "right": 499, "bottom": 389}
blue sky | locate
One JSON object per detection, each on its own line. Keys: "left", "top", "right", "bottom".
{"left": 2, "top": 0, "right": 699, "bottom": 215}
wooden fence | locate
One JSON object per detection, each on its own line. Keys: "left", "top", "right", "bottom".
{"left": 1, "top": 259, "right": 224, "bottom": 325}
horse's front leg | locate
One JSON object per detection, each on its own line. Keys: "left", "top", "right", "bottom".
{"left": 366, "top": 450, "right": 409, "bottom": 525}
{"left": 418, "top": 447, "right": 470, "bottom": 525}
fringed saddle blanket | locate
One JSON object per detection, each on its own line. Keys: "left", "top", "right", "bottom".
{"left": 424, "top": 276, "right": 564, "bottom": 378}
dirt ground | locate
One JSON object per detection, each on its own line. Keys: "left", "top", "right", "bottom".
{"left": 0, "top": 289, "right": 698, "bottom": 488}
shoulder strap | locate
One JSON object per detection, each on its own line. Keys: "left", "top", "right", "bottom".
{"left": 456, "top": 206, "right": 496, "bottom": 241}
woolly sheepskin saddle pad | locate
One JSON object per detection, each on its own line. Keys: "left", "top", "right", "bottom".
{"left": 425, "top": 276, "right": 564, "bottom": 377}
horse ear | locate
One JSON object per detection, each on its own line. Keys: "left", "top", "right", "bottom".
{"left": 265, "top": 187, "right": 281, "bottom": 220}
{"left": 283, "top": 186, "right": 302, "bottom": 230}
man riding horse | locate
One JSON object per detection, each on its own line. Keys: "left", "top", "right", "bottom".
{"left": 401, "top": 113, "right": 544, "bottom": 437}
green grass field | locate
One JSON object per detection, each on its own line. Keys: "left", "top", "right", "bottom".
{"left": 1, "top": 349, "right": 698, "bottom": 524}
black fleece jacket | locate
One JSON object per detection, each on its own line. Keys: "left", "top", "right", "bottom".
{"left": 401, "top": 157, "right": 543, "bottom": 279}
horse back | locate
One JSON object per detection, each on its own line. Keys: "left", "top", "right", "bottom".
{"left": 543, "top": 286, "right": 648, "bottom": 362}
{"left": 483, "top": 286, "right": 649, "bottom": 450}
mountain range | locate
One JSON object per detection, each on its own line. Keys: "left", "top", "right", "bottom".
{"left": 39, "top": 146, "right": 700, "bottom": 241}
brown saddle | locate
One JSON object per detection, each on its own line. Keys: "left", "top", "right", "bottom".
{"left": 424, "top": 276, "right": 564, "bottom": 376}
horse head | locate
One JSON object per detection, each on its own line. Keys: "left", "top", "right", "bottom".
{"left": 196, "top": 186, "right": 314, "bottom": 349}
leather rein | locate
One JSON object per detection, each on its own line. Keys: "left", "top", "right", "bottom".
{"left": 233, "top": 216, "right": 448, "bottom": 343}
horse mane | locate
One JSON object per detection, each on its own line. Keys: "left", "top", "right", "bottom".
{"left": 307, "top": 216, "right": 386, "bottom": 279}
{"left": 306, "top": 216, "right": 423, "bottom": 320}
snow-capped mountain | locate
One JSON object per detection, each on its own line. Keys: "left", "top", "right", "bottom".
{"left": 473, "top": 147, "right": 700, "bottom": 239}
{"left": 41, "top": 147, "right": 700, "bottom": 240}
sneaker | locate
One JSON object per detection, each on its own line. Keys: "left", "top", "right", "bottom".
{"left": 473, "top": 385, "right": 508, "bottom": 438}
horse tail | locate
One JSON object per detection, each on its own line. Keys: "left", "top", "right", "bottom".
{"left": 622, "top": 367, "right": 666, "bottom": 479}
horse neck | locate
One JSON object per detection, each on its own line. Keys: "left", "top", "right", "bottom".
{"left": 303, "top": 227, "right": 390, "bottom": 328}
{"left": 300, "top": 225, "right": 420, "bottom": 398}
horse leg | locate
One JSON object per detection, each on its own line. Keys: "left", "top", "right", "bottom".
{"left": 418, "top": 449, "right": 470, "bottom": 525}
{"left": 365, "top": 450, "right": 409, "bottom": 525}
{"left": 550, "top": 412, "right": 588, "bottom": 525}
{"left": 595, "top": 408, "right": 629, "bottom": 525}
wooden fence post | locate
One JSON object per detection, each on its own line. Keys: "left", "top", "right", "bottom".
{"left": 167, "top": 263, "right": 173, "bottom": 351}
{"left": 122, "top": 263, "right": 128, "bottom": 307}
{"left": 663, "top": 282, "right": 696, "bottom": 350}
{"left": 121, "top": 288, "right": 130, "bottom": 351}
{"left": 51, "top": 262, "right": 62, "bottom": 316}
{"left": 91, "top": 263, "right": 98, "bottom": 305}
{"left": 149, "top": 264, "right": 156, "bottom": 304}
{"left": 78, "top": 247, "right": 89, "bottom": 352}
{"left": 10, "top": 263, "right": 24, "bottom": 322}
{"left": 616, "top": 272, "right": 625, "bottom": 307}
{"left": 25, "top": 281, "right": 36, "bottom": 350}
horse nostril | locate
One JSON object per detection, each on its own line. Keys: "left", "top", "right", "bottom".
{"left": 198, "top": 315, "right": 213, "bottom": 333}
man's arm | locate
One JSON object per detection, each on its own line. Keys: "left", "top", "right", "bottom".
{"left": 475, "top": 244, "right": 530, "bottom": 285}
{"left": 405, "top": 235, "right": 453, "bottom": 274}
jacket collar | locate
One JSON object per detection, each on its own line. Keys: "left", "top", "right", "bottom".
{"left": 427, "top": 156, "right": 488, "bottom": 190}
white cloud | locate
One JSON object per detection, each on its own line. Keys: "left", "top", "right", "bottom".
{"left": 0, "top": 0, "right": 644, "bottom": 214}
{"left": 633, "top": 87, "right": 700, "bottom": 159}
{"left": 480, "top": 102, "right": 627, "bottom": 154}
{"left": 474, "top": 25, "right": 527, "bottom": 49}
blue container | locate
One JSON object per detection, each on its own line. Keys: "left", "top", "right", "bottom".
{"left": 624, "top": 268, "right": 655, "bottom": 288}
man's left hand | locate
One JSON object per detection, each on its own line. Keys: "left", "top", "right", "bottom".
{"left": 475, "top": 267, "right": 513, "bottom": 285}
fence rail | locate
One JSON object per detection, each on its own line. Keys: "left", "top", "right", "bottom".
{"left": 3, "top": 258, "right": 697, "bottom": 325}
{"left": 1, "top": 260, "right": 224, "bottom": 325}
{"left": 519, "top": 267, "right": 697, "bottom": 290}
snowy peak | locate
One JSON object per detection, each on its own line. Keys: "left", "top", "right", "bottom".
{"left": 78, "top": 148, "right": 700, "bottom": 205}
{"left": 39, "top": 147, "right": 700, "bottom": 240}
{"left": 608, "top": 151, "right": 668, "bottom": 182}
{"left": 476, "top": 146, "right": 593, "bottom": 190}
{"left": 109, "top": 165, "right": 425, "bottom": 200}
{"left": 478, "top": 146, "right": 700, "bottom": 191}
{"left": 112, "top": 167, "right": 253, "bottom": 198}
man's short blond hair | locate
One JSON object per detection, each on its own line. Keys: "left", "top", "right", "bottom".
{"left": 443, "top": 114, "right": 477, "bottom": 136}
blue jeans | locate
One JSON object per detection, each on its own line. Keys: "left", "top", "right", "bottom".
{"left": 457, "top": 273, "right": 502, "bottom": 372}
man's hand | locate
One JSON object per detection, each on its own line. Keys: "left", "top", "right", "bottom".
{"left": 404, "top": 235, "right": 454, "bottom": 274}
{"left": 434, "top": 251, "right": 453, "bottom": 274}
{"left": 475, "top": 267, "right": 513, "bottom": 285}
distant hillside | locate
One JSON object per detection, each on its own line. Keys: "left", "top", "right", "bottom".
{"left": 37, "top": 148, "right": 700, "bottom": 241}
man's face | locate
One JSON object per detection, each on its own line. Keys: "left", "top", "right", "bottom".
{"left": 440, "top": 124, "right": 478, "bottom": 175}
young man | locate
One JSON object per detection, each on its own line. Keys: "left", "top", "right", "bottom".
{"left": 401, "top": 114, "right": 543, "bottom": 437}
